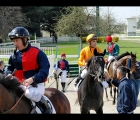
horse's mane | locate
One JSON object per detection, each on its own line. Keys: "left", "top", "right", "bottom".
{"left": 116, "top": 51, "right": 136, "bottom": 60}
{"left": 0, "top": 74, "right": 24, "bottom": 97}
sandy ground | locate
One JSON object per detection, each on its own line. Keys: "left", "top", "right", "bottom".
{"left": 45, "top": 77, "right": 140, "bottom": 114}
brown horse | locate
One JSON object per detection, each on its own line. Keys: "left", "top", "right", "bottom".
{"left": 0, "top": 74, "right": 71, "bottom": 114}
{"left": 104, "top": 51, "right": 136, "bottom": 105}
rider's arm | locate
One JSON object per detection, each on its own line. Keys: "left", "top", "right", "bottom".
{"left": 33, "top": 50, "right": 50, "bottom": 84}
{"left": 78, "top": 49, "right": 86, "bottom": 66}
{"left": 113, "top": 44, "right": 120, "bottom": 56}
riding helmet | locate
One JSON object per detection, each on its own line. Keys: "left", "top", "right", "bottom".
{"left": 105, "top": 35, "right": 112, "bottom": 42}
{"left": 8, "top": 27, "right": 30, "bottom": 40}
{"left": 86, "top": 34, "right": 97, "bottom": 42}
{"left": 61, "top": 53, "right": 66, "bottom": 57}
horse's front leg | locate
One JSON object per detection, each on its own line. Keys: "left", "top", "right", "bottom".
{"left": 96, "top": 106, "right": 103, "bottom": 114}
{"left": 112, "top": 87, "right": 117, "bottom": 105}
{"left": 80, "top": 106, "right": 90, "bottom": 114}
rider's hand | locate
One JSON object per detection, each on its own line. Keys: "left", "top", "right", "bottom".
{"left": 22, "top": 77, "right": 33, "bottom": 87}
{"left": 68, "top": 73, "right": 70, "bottom": 78}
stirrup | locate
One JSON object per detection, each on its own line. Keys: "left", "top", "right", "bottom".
{"left": 38, "top": 96, "right": 52, "bottom": 114}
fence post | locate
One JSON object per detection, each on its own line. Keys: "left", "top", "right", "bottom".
{"left": 56, "top": 46, "right": 58, "bottom": 64}
{"left": 78, "top": 45, "right": 80, "bottom": 58}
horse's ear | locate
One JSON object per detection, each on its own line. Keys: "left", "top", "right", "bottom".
{"left": 94, "top": 48, "right": 98, "bottom": 56}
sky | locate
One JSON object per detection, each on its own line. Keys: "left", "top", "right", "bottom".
{"left": 99, "top": 6, "right": 140, "bottom": 23}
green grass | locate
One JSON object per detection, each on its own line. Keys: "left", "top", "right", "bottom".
{"left": 41, "top": 40, "right": 140, "bottom": 61}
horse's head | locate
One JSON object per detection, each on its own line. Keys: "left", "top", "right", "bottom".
{"left": 124, "top": 52, "right": 136, "bottom": 74}
{"left": 87, "top": 55, "right": 105, "bottom": 82}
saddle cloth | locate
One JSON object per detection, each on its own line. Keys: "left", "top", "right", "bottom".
{"left": 31, "top": 95, "right": 56, "bottom": 114}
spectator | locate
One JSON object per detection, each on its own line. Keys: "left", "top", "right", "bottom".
{"left": 0, "top": 60, "right": 5, "bottom": 74}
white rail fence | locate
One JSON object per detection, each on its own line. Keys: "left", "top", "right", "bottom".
{"left": 0, "top": 47, "right": 55, "bottom": 78}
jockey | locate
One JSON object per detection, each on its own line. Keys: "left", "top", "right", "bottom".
{"left": 5, "top": 27, "right": 52, "bottom": 114}
{"left": 73, "top": 34, "right": 107, "bottom": 90}
{"left": 57, "top": 53, "right": 70, "bottom": 92}
{"left": 105, "top": 35, "right": 120, "bottom": 65}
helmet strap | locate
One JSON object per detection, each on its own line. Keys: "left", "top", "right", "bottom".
{"left": 22, "top": 38, "right": 28, "bottom": 47}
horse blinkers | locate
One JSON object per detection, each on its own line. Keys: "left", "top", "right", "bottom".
{"left": 126, "top": 56, "right": 136, "bottom": 73}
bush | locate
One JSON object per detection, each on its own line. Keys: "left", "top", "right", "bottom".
{"left": 113, "top": 36, "right": 119, "bottom": 42}
{"left": 30, "top": 35, "right": 35, "bottom": 40}
{"left": 82, "top": 37, "right": 86, "bottom": 43}
{"left": 97, "top": 37, "right": 105, "bottom": 43}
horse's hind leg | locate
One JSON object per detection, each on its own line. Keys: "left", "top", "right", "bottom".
{"left": 112, "top": 87, "right": 117, "bottom": 105}
{"left": 110, "top": 85, "right": 113, "bottom": 98}
{"left": 105, "top": 88, "right": 109, "bottom": 101}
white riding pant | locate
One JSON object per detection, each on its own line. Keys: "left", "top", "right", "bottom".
{"left": 81, "top": 68, "right": 87, "bottom": 79}
{"left": 108, "top": 56, "right": 115, "bottom": 62}
{"left": 20, "top": 83, "right": 45, "bottom": 102}
{"left": 59, "top": 70, "right": 67, "bottom": 82}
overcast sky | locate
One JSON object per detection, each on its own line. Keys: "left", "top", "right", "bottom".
{"left": 100, "top": 6, "right": 140, "bottom": 23}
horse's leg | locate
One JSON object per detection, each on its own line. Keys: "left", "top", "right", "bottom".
{"left": 110, "top": 85, "right": 113, "bottom": 98}
{"left": 80, "top": 106, "right": 90, "bottom": 114}
{"left": 112, "top": 87, "right": 117, "bottom": 105}
{"left": 96, "top": 107, "right": 103, "bottom": 114}
{"left": 104, "top": 88, "right": 109, "bottom": 101}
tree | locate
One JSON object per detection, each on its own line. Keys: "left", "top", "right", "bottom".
{"left": 21, "top": 6, "right": 67, "bottom": 37}
{"left": 0, "top": 6, "right": 26, "bottom": 41}
{"left": 53, "top": 6, "right": 93, "bottom": 50}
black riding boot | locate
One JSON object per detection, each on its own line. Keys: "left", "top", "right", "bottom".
{"left": 63, "top": 82, "right": 66, "bottom": 92}
{"left": 61, "top": 82, "right": 66, "bottom": 92}
{"left": 74, "top": 75, "right": 82, "bottom": 88}
{"left": 37, "top": 96, "right": 52, "bottom": 114}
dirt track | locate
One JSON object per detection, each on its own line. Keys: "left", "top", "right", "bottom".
{"left": 45, "top": 77, "right": 140, "bottom": 114}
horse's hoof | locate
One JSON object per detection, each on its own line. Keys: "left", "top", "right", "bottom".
{"left": 106, "top": 98, "right": 109, "bottom": 101}
{"left": 112, "top": 102, "right": 115, "bottom": 105}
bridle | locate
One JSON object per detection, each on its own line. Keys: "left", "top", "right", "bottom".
{"left": 88, "top": 56, "right": 105, "bottom": 82}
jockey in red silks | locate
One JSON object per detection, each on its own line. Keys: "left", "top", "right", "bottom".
{"left": 105, "top": 35, "right": 120, "bottom": 64}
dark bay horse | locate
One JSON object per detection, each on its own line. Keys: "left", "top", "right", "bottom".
{"left": 0, "top": 74, "right": 71, "bottom": 114}
{"left": 104, "top": 51, "right": 136, "bottom": 105}
{"left": 75, "top": 49, "right": 106, "bottom": 114}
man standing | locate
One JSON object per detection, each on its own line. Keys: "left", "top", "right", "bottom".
{"left": 107, "top": 66, "right": 137, "bottom": 114}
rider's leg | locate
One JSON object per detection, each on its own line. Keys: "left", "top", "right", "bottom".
{"left": 74, "top": 68, "right": 87, "bottom": 87}
{"left": 20, "top": 83, "right": 52, "bottom": 114}
{"left": 59, "top": 70, "right": 66, "bottom": 92}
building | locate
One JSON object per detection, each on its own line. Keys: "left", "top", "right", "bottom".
{"left": 126, "top": 17, "right": 137, "bottom": 36}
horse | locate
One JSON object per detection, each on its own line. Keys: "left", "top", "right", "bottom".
{"left": 0, "top": 74, "right": 71, "bottom": 114}
{"left": 104, "top": 51, "right": 137, "bottom": 105}
{"left": 75, "top": 49, "right": 106, "bottom": 114}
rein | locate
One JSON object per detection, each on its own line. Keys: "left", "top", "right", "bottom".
{"left": 1, "top": 86, "right": 28, "bottom": 114}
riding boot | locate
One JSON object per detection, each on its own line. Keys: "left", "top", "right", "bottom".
{"left": 37, "top": 96, "right": 52, "bottom": 114}
{"left": 62, "top": 82, "right": 66, "bottom": 92}
{"left": 61, "top": 82, "right": 64, "bottom": 92}
{"left": 75, "top": 75, "right": 82, "bottom": 85}
{"left": 74, "top": 75, "right": 82, "bottom": 88}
